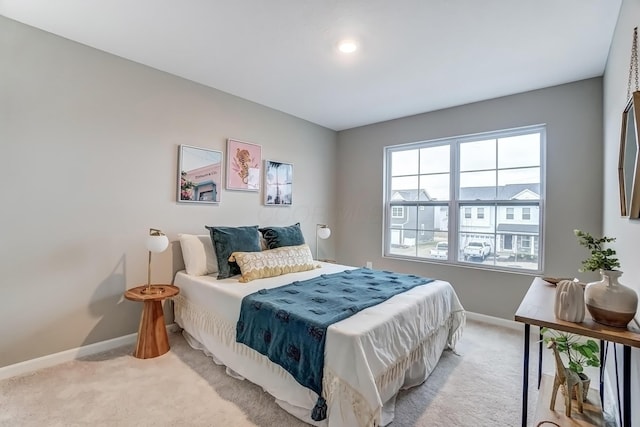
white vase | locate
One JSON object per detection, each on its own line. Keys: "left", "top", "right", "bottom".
{"left": 554, "top": 280, "right": 585, "bottom": 323}
{"left": 584, "top": 269, "right": 638, "bottom": 328}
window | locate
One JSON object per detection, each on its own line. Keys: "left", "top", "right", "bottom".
{"left": 391, "top": 206, "right": 404, "bottom": 218}
{"left": 384, "top": 125, "right": 544, "bottom": 272}
{"left": 506, "top": 208, "right": 514, "bottom": 220}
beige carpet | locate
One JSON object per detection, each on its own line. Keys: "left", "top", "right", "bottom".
{"left": 1, "top": 320, "right": 544, "bottom": 427}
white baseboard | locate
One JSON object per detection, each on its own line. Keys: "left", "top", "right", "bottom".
{"left": 466, "top": 311, "right": 519, "bottom": 329}
{"left": 0, "top": 324, "right": 180, "bottom": 381}
{"left": 466, "top": 311, "right": 540, "bottom": 336}
{"left": 1, "top": 315, "right": 539, "bottom": 382}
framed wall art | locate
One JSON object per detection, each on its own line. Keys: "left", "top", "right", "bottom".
{"left": 264, "top": 160, "right": 293, "bottom": 206}
{"left": 226, "top": 138, "right": 262, "bottom": 191}
{"left": 177, "top": 145, "right": 223, "bottom": 204}
{"left": 619, "top": 91, "right": 640, "bottom": 218}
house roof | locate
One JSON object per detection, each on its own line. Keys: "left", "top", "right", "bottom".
{"left": 459, "top": 183, "right": 540, "bottom": 200}
{"left": 391, "top": 189, "right": 431, "bottom": 202}
{"left": 496, "top": 224, "right": 539, "bottom": 235}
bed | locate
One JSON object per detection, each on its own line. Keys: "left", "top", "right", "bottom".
{"left": 172, "top": 229, "right": 465, "bottom": 427}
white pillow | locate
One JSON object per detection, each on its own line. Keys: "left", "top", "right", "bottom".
{"left": 178, "top": 234, "right": 218, "bottom": 276}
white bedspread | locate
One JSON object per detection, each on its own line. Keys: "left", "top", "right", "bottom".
{"left": 173, "top": 263, "right": 465, "bottom": 426}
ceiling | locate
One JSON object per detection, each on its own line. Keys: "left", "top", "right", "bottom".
{"left": 0, "top": 0, "right": 622, "bottom": 131}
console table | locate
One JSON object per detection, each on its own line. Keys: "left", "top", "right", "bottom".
{"left": 515, "top": 277, "right": 640, "bottom": 427}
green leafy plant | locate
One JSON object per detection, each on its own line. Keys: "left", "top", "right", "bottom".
{"left": 540, "top": 328, "right": 600, "bottom": 374}
{"left": 574, "top": 229, "right": 620, "bottom": 272}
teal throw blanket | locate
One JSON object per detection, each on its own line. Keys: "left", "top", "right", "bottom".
{"left": 235, "top": 268, "right": 434, "bottom": 420}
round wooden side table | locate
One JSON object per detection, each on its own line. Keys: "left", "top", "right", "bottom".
{"left": 124, "top": 284, "right": 180, "bottom": 359}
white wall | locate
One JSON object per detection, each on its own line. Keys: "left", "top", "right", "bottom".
{"left": 336, "top": 78, "right": 604, "bottom": 320}
{"left": 603, "top": 1, "right": 640, "bottom": 425}
{"left": 0, "top": 16, "right": 337, "bottom": 368}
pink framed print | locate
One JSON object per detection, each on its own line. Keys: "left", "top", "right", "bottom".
{"left": 226, "top": 138, "right": 262, "bottom": 191}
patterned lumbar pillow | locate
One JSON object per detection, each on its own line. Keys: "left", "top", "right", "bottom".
{"left": 229, "top": 244, "right": 317, "bottom": 283}
{"left": 259, "top": 223, "right": 305, "bottom": 249}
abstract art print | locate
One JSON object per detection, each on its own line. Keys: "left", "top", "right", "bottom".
{"left": 264, "top": 160, "right": 293, "bottom": 206}
{"left": 177, "top": 145, "right": 223, "bottom": 204}
{"left": 226, "top": 138, "right": 261, "bottom": 191}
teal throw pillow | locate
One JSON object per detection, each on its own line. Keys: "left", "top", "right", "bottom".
{"left": 259, "top": 223, "right": 305, "bottom": 249}
{"left": 206, "top": 225, "right": 261, "bottom": 279}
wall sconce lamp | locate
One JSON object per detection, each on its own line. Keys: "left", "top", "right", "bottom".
{"left": 144, "top": 228, "right": 169, "bottom": 295}
{"left": 315, "top": 224, "right": 331, "bottom": 261}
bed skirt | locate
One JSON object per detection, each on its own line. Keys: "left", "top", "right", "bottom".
{"left": 174, "top": 294, "right": 464, "bottom": 426}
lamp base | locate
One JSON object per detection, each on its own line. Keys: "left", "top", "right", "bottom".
{"left": 141, "top": 285, "right": 166, "bottom": 295}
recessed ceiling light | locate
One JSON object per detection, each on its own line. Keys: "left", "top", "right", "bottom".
{"left": 338, "top": 40, "right": 358, "bottom": 54}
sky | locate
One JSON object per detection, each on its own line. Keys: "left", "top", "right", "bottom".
{"left": 181, "top": 145, "right": 222, "bottom": 171}
{"left": 391, "top": 133, "right": 541, "bottom": 200}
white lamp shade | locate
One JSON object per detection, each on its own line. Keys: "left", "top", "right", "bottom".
{"left": 317, "top": 227, "right": 331, "bottom": 240}
{"left": 146, "top": 235, "right": 169, "bottom": 253}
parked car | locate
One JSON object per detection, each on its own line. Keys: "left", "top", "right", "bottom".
{"left": 463, "top": 241, "right": 491, "bottom": 260}
{"left": 430, "top": 242, "right": 448, "bottom": 259}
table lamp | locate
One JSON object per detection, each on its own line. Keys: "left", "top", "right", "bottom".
{"left": 315, "top": 224, "right": 331, "bottom": 261}
{"left": 144, "top": 228, "right": 169, "bottom": 295}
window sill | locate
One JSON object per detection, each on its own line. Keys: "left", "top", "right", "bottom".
{"left": 383, "top": 254, "right": 542, "bottom": 276}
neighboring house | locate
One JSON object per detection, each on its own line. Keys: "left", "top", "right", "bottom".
{"left": 389, "top": 189, "right": 435, "bottom": 246}
{"left": 391, "top": 184, "right": 540, "bottom": 259}
{"left": 459, "top": 183, "right": 540, "bottom": 259}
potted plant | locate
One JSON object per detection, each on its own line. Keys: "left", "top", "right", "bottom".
{"left": 573, "top": 229, "right": 620, "bottom": 273}
{"left": 540, "top": 327, "right": 600, "bottom": 401}
{"left": 574, "top": 229, "right": 638, "bottom": 328}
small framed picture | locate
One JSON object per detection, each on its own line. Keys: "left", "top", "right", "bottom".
{"left": 264, "top": 160, "right": 293, "bottom": 206}
{"left": 177, "top": 145, "right": 223, "bottom": 204}
{"left": 226, "top": 138, "right": 262, "bottom": 191}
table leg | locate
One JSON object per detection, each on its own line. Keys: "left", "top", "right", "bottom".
{"left": 599, "top": 340, "right": 605, "bottom": 404}
{"left": 538, "top": 330, "right": 542, "bottom": 389}
{"left": 522, "top": 323, "right": 530, "bottom": 427}
{"left": 134, "top": 300, "right": 170, "bottom": 359}
{"left": 623, "top": 345, "right": 631, "bottom": 427}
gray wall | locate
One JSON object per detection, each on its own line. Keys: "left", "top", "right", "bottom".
{"left": 0, "top": 16, "right": 337, "bottom": 368}
{"left": 603, "top": 1, "right": 640, "bottom": 425}
{"left": 603, "top": 0, "right": 640, "bottom": 319}
{"left": 336, "top": 78, "right": 604, "bottom": 320}
{"left": 3, "top": 15, "right": 629, "bottom": 421}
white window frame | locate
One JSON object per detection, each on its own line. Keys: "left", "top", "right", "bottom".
{"left": 383, "top": 124, "right": 545, "bottom": 273}
{"left": 522, "top": 207, "right": 531, "bottom": 220}
{"left": 391, "top": 206, "right": 404, "bottom": 218}
{"left": 477, "top": 207, "right": 485, "bottom": 219}
{"left": 506, "top": 207, "right": 514, "bottom": 220}
{"left": 464, "top": 207, "right": 472, "bottom": 219}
